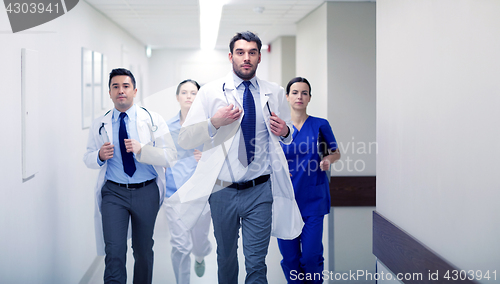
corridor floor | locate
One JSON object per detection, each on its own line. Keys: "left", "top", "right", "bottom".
{"left": 87, "top": 205, "right": 288, "bottom": 284}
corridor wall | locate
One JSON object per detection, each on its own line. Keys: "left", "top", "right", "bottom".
{"left": 376, "top": 0, "right": 500, "bottom": 282}
{"left": 0, "top": 2, "right": 149, "bottom": 283}
{"left": 296, "top": 1, "right": 377, "bottom": 275}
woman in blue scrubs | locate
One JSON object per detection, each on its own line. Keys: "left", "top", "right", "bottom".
{"left": 278, "top": 77, "right": 340, "bottom": 283}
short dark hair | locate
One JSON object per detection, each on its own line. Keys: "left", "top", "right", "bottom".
{"left": 286, "top": 77, "right": 312, "bottom": 96}
{"left": 109, "top": 68, "right": 136, "bottom": 89}
{"left": 176, "top": 79, "right": 201, "bottom": 95}
{"left": 229, "top": 31, "right": 262, "bottom": 54}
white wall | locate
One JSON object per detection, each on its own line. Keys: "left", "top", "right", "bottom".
{"left": 0, "top": 2, "right": 148, "bottom": 283}
{"left": 148, "top": 48, "right": 230, "bottom": 95}
{"left": 145, "top": 47, "right": 271, "bottom": 118}
{"left": 377, "top": 0, "right": 500, "bottom": 281}
{"left": 296, "top": 3, "right": 329, "bottom": 119}
{"left": 297, "top": 2, "right": 376, "bottom": 177}
{"left": 269, "top": 36, "right": 296, "bottom": 89}
{"left": 332, "top": 207, "right": 375, "bottom": 273}
{"left": 281, "top": 36, "right": 297, "bottom": 89}
{"left": 326, "top": 6, "right": 378, "bottom": 276}
{"left": 296, "top": 2, "right": 377, "bottom": 277}
{"left": 269, "top": 38, "right": 283, "bottom": 88}
{"left": 327, "top": 2, "right": 376, "bottom": 177}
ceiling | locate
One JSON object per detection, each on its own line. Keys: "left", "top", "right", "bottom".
{"left": 84, "top": 0, "right": 328, "bottom": 50}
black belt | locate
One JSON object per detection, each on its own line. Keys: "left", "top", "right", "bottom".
{"left": 216, "top": 174, "right": 270, "bottom": 190}
{"left": 108, "top": 179, "right": 155, "bottom": 189}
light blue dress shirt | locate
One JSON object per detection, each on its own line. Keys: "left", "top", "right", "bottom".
{"left": 165, "top": 112, "right": 203, "bottom": 197}
{"left": 101, "top": 105, "right": 157, "bottom": 184}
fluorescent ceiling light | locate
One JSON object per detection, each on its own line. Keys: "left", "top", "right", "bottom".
{"left": 199, "top": 0, "right": 227, "bottom": 50}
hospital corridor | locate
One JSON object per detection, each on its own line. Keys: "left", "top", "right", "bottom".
{"left": 1, "top": 0, "right": 499, "bottom": 284}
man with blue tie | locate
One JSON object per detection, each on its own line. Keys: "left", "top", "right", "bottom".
{"left": 170, "top": 31, "right": 304, "bottom": 284}
{"left": 83, "top": 68, "right": 176, "bottom": 284}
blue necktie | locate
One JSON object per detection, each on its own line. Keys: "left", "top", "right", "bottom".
{"left": 119, "top": 112, "right": 136, "bottom": 177}
{"left": 239, "top": 81, "right": 256, "bottom": 167}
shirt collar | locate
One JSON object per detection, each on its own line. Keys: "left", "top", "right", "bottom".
{"left": 112, "top": 104, "right": 136, "bottom": 122}
{"left": 168, "top": 111, "right": 181, "bottom": 124}
{"left": 166, "top": 111, "right": 181, "bottom": 129}
{"left": 232, "top": 72, "right": 258, "bottom": 90}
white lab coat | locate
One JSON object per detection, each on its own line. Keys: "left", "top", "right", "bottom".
{"left": 83, "top": 105, "right": 176, "bottom": 255}
{"left": 166, "top": 73, "right": 304, "bottom": 240}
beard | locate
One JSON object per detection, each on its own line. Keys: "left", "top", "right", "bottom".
{"left": 232, "top": 62, "right": 257, "bottom": 80}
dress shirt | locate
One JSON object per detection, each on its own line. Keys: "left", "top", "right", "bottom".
{"left": 102, "top": 105, "right": 157, "bottom": 183}
{"left": 165, "top": 112, "right": 202, "bottom": 197}
{"left": 214, "top": 73, "right": 272, "bottom": 182}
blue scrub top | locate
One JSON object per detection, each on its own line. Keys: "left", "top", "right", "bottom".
{"left": 165, "top": 112, "right": 203, "bottom": 198}
{"left": 280, "top": 116, "right": 338, "bottom": 216}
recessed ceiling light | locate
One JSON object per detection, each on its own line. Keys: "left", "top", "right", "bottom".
{"left": 200, "top": 0, "right": 228, "bottom": 50}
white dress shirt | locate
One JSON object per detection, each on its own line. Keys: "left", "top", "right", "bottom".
{"left": 210, "top": 73, "right": 272, "bottom": 182}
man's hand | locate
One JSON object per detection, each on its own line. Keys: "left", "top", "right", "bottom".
{"left": 211, "top": 104, "right": 242, "bottom": 129}
{"left": 270, "top": 112, "right": 289, "bottom": 137}
{"left": 124, "top": 139, "right": 142, "bottom": 154}
{"left": 193, "top": 149, "right": 202, "bottom": 162}
{"left": 99, "top": 142, "right": 114, "bottom": 161}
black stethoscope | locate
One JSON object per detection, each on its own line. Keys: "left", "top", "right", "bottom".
{"left": 98, "top": 106, "right": 158, "bottom": 135}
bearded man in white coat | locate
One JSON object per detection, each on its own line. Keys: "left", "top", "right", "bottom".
{"left": 167, "top": 31, "right": 304, "bottom": 284}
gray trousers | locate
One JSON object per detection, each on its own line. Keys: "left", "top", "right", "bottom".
{"left": 209, "top": 179, "right": 273, "bottom": 284}
{"left": 101, "top": 180, "right": 160, "bottom": 284}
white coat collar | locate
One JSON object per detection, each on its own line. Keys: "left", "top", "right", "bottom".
{"left": 99, "top": 104, "right": 151, "bottom": 143}
{"left": 222, "top": 72, "right": 271, "bottom": 111}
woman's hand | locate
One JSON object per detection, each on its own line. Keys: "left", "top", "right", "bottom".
{"left": 320, "top": 149, "right": 341, "bottom": 171}
{"left": 194, "top": 149, "right": 202, "bottom": 162}
{"left": 320, "top": 158, "right": 331, "bottom": 171}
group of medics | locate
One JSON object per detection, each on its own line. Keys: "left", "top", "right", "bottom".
{"left": 84, "top": 31, "right": 340, "bottom": 284}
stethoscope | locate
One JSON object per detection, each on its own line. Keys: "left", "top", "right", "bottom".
{"left": 222, "top": 82, "right": 272, "bottom": 116}
{"left": 98, "top": 106, "right": 158, "bottom": 135}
